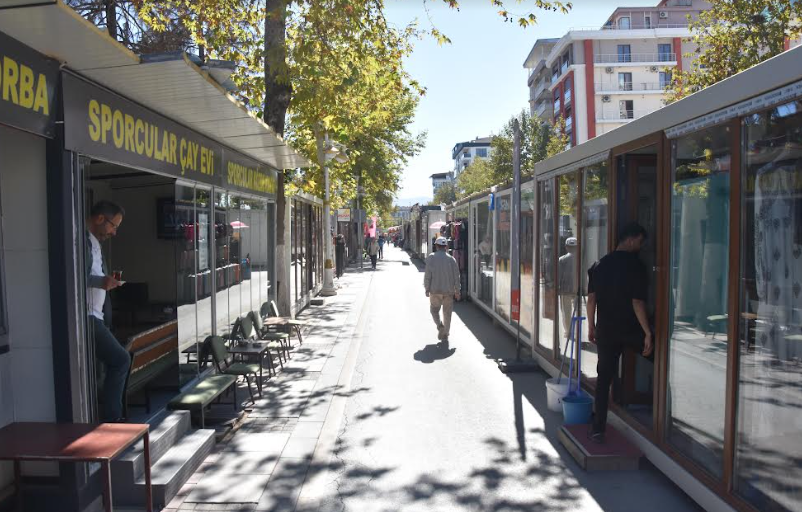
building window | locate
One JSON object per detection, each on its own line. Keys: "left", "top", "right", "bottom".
{"left": 659, "top": 70, "right": 673, "bottom": 88}
{"left": 618, "top": 16, "right": 631, "bottom": 29}
{"left": 619, "top": 99, "right": 634, "bottom": 119}
{"left": 736, "top": 99, "right": 802, "bottom": 512}
{"left": 618, "top": 44, "right": 632, "bottom": 63}
{"left": 462, "top": 150, "right": 471, "bottom": 159}
{"left": 618, "top": 72, "right": 633, "bottom": 91}
{"left": 476, "top": 148, "right": 488, "bottom": 158}
{"left": 551, "top": 63, "right": 560, "bottom": 82}
{"left": 644, "top": 15, "right": 651, "bottom": 29}
{"left": 658, "top": 43, "right": 673, "bottom": 62}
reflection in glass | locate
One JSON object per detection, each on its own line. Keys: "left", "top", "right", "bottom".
{"left": 476, "top": 200, "right": 493, "bottom": 308}
{"left": 290, "top": 201, "right": 297, "bottom": 305}
{"left": 667, "top": 124, "right": 731, "bottom": 478}
{"left": 520, "top": 185, "right": 535, "bottom": 339}
{"left": 558, "top": 172, "right": 580, "bottom": 362}
{"left": 196, "top": 189, "right": 213, "bottom": 343}
{"left": 267, "top": 202, "right": 276, "bottom": 303}
{"left": 538, "top": 180, "right": 555, "bottom": 354}
{"left": 736, "top": 100, "right": 802, "bottom": 512}
{"left": 239, "top": 198, "right": 253, "bottom": 315}
{"left": 175, "top": 185, "right": 198, "bottom": 379}
{"left": 227, "top": 196, "right": 242, "bottom": 325}
{"left": 580, "top": 162, "right": 609, "bottom": 380}
{"left": 214, "top": 191, "right": 230, "bottom": 336}
{"left": 496, "top": 193, "right": 512, "bottom": 321}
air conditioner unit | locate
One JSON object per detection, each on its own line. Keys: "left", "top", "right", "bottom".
{"left": 605, "top": 66, "right": 614, "bottom": 74}
{"left": 659, "top": 11, "right": 668, "bottom": 19}
{"left": 649, "top": 66, "right": 659, "bottom": 72}
{"left": 602, "top": 95, "right": 611, "bottom": 103}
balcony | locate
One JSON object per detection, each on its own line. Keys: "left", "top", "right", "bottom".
{"left": 596, "top": 108, "right": 658, "bottom": 122}
{"left": 594, "top": 53, "right": 676, "bottom": 64}
{"left": 569, "top": 23, "right": 689, "bottom": 31}
{"left": 595, "top": 82, "right": 665, "bottom": 93}
{"left": 533, "top": 102, "right": 548, "bottom": 119}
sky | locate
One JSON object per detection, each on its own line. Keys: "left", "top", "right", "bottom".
{"left": 384, "top": 0, "right": 656, "bottom": 205}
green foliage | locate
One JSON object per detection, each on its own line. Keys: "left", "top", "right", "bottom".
{"left": 456, "top": 158, "right": 496, "bottom": 198}
{"left": 546, "top": 115, "right": 570, "bottom": 158}
{"left": 431, "top": 180, "right": 457, "bottom": 205}
{"left": 666, "top": 0, "right": 802, "bottom": 102}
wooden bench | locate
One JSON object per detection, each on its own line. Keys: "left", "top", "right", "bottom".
{"left": 167, "top": 374, "right": 238, "bottom": 428}
{"left": 124, "top": 321, "right": 179, "bottom": 415}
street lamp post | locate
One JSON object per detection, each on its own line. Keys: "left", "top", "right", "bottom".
{"left": 318, "top": 131, "right": 347, "bottom": 297}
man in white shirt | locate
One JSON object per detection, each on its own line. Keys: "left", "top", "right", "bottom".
{"left": 86, "top": 201, "right": 128, "bottom": 421}
{"left": 424, "top": 237, "right": 461, "bottom": 343}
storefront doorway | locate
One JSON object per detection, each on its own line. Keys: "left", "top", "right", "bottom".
{"left": 614, "top": 143, "right": 660, "bottom": 430}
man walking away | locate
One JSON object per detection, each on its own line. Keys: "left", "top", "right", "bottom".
{"left": 367, "top": 237, "right": 380, "bottom": 270}
{"left": 558, "top": 237, "right": 578, "bottom": 338}
{"left": 378, "top": 234, "right": 385, "bottom": 259}
{"left": 587, "top": 222, "right": 653, "bottom": 443}
{"left": 424, "top": 237, "right": 461, "bottom": 343}
{"left": 86, "top": 201, "right": 130, "bottom": 421}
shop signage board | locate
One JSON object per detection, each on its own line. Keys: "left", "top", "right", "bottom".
{"left": 337, "top": 208, "right": 350, "bottom": 222}
{"left": 0, "top": 30, "right": 59, "bottom": 138}
{"left": 63, "top": 72, "right": 277, "bottom": 200}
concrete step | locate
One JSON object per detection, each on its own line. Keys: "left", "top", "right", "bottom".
{"left": 559, "top": 424, "right": 642, "bottom": 471}
{"left": 111, "top": 410, "right": 190, "bottom": 489}
{"left": 116, "top": 428, "right": 216, "bottom": 508}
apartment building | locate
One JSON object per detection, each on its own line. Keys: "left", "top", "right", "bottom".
{"left": 524, "top": 0, "right": 711, "bottom": 147}
{"left": 452, "top": 137, "right": 492, "bottom": 178}
{"left": 524, "top": 38, "right": 560, "bottom": 122}
{"left": 430, "top": 172, "right": 453, "bottom": 196}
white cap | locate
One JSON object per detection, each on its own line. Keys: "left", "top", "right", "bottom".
{"left": 565, "top": 237, "right": 578, "bottom": 247}
{"left": 435, "top": 237, "right": 448, "bottom": 246}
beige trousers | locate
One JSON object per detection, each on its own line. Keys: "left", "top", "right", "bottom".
{"left": 430, "top": 294, "right": 454, "bottom": 337}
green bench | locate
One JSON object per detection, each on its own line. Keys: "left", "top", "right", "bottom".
{"left": 167, "top": 374, "right": 238, "bottom": 428}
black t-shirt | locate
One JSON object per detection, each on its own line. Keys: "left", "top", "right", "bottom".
{"left": 588, "top": 250, "right": 648, "bottom": 344}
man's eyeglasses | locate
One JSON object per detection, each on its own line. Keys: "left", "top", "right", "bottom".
{"left": 104, "top": 218, "right": 121, "bottom": 231}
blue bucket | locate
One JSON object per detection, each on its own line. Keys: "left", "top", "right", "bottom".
{"left": 562, "top": 393, "right": 593, "bottom": 425}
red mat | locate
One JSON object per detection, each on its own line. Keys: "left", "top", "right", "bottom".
{"left": 562, "top": 424, "right": 642, "bottom": 458}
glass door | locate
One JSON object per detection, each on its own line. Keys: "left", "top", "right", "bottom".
{"left": 614, "top": 144, "right": 660, "bottom": 430}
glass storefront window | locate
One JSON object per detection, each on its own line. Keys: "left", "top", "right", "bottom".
{"left": 476, "top": 199, "right": 493, "bottom": 308}
{"left": 227, "top": 196, "right": 242, "bottom": 325}
{"left": 667, "top": 123, "right": 732, "bottom": 479}
{"left": 557, "top": 172, "right": 580, "bottom": 362}
{"left": 538, "top": 180, "right": 556, "bottom": 354}
{"left": 196, "top": 188, "right": 213, "bottom": 343}
{"left": 176, "top": 185, "right": 198, "bottom": 379}
{"left": 580, "top": 162, "right": 609, "bottom": 380}
{"left": 290, "top": 201, "right": 297, "bottom": 304}
{"left": 214, "top": 191, "right": 231, "bottom": 336}
{"left": 520, "top": 184, "right": 535, "bottom": 339}
{"left": 735, "top": 100, "right": 802, "bottom": 512}
{"left": 496, "top": 193, "right": 512, "bottom": 321}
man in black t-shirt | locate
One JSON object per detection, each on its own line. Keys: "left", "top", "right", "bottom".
{"left": 587, "top": 222, "right": 653, "bottom": 443}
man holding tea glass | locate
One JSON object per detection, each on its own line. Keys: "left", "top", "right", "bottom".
{"left": 86, "top": 200, "right": 129, "bottom": 421}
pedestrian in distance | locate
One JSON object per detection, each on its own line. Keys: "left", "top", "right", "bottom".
{"left": 424, "top": 236, "right": 461, "bottom": 343}
{"left": 587, "top": 222, "right": 653, "bottom": 444}
{"left": 378, "top": 233, "right": 385, "bottom": 259}
{"left": 86, "top": 200, "right": 130, "bottom": 422}
{"left": 368, "top": 236, "right": 380, "bottom": 270}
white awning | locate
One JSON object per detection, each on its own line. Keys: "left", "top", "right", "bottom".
{"left": 0, "top": 0, "right": 309, "bottom": 170}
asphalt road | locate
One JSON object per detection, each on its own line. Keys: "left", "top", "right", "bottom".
{"left": 310, "top": 245, "right": 702, "bottom": 512}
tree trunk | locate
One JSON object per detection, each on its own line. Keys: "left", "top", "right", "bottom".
{"left": 264, "top": 0, "right": 292, "bottom": 137}
{"left": 105, "top": 0, "right": 118, "bottom": 40}
{"left": 265, "top": 0, "right": 293, "bottom": 314}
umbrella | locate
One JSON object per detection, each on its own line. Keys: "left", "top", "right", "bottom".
{"left": 230, "top": 220, "right": 249, "bottom": 229}
{"left": 429, "top": 221, "right": 446, "bottom": 230}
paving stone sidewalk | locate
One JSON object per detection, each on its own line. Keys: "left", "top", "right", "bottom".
{"left": 164, "top": 266, "right": 373, "bottom": 512}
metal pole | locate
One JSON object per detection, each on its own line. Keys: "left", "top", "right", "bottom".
{"left": 320, "top": 131, "right": 336, "bottom": 295}
{"left": 357, "top": 172, "right": 363, "bottom": 270}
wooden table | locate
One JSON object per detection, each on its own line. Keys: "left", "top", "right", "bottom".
{"left": 0, "top": 422, "right": 152, "bottom": 512}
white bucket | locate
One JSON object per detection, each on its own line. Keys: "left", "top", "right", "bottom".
{"left": 545, "top": 378, "right": 570, "bottom": 413}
